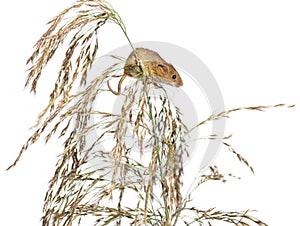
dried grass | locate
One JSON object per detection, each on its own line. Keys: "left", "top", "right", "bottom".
{"left": 7, "top": 0, "right": 295, "bottom": 225}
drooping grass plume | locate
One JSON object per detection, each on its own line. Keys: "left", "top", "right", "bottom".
{"left": 7, "top": 0, "right": 128, "bottom": 170}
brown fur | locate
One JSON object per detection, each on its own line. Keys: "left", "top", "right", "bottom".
{"left": 108, "top": 48, "right": 183, "bottom": 95}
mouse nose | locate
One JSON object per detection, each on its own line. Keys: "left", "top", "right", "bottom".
{"left": 177, "top": 79, "right": 183, "bottom": 87}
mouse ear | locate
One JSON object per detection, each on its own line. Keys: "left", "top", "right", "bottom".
{"left": 157, "top": 63, "right": 166, "bottom": 73}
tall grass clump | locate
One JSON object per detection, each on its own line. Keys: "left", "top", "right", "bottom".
{"left": 8, "top": 0, "right": 295, "bottom": 225}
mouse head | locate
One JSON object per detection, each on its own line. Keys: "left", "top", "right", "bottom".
{"left": 151, "top": 62, "right": 183, "bottom": 87}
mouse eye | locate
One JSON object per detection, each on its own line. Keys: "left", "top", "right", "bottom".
{"left": 172, "top": 74, "right": 176, "bottom": 79}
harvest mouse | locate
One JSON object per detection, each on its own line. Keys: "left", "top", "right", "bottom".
{"left": 107, "top": 48, "right": 183, "bottom": 95}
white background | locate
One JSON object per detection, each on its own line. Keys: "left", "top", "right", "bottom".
{"left": 1, "top": 0, "right": 299, "bottom": 225}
